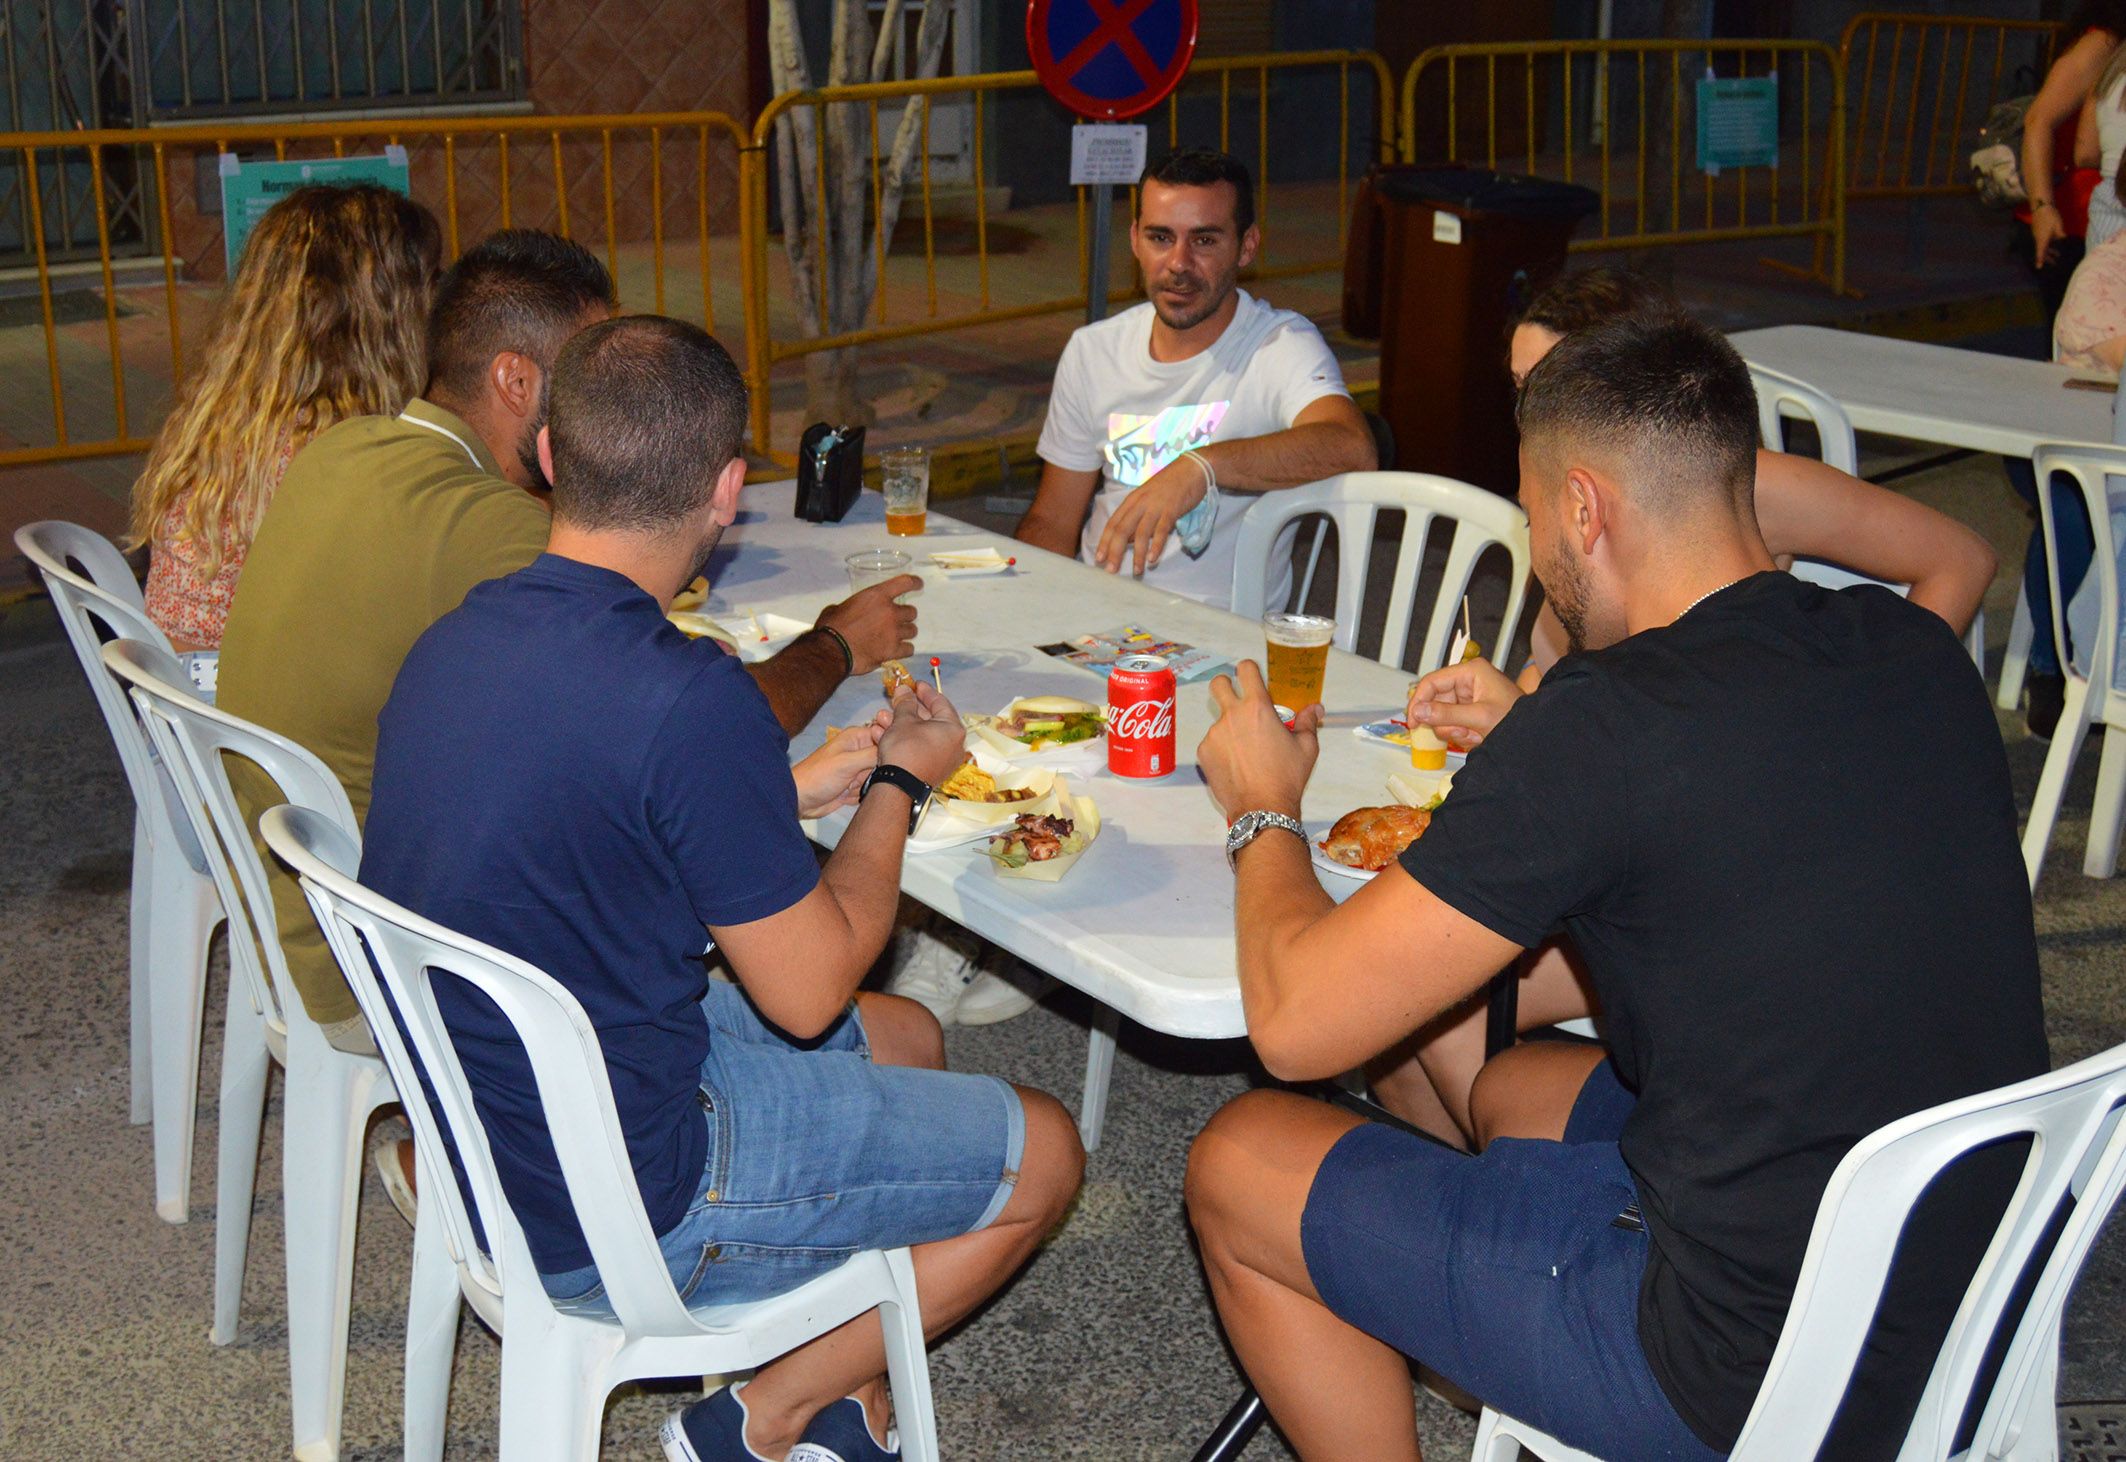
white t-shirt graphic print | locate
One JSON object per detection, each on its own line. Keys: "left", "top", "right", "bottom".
{"left": 1035, "top": 289, "right": 1351, "bottom": 609}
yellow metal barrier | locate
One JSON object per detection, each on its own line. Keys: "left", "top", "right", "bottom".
{"left": 742, "top": 49, "right": 1395, "bottom": 458}
{"left": 1400, "top": 39, "right": 1846, "bottom": 293}
{"left": 1841, "top": 12, "right": 2062, "bottom": 201}
{"left": 0, "top": 110, "right": 749, "bottom": 472}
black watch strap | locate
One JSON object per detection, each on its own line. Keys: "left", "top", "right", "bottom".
{"left": 861, "top": 763, "right": 932, "bottom": 834}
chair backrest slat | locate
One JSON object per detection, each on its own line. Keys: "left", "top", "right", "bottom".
{"left": 15, "top": 524, "right": 179, "bottom": 840}
{"left": 1748, "top": 364, "right": 1861, "bottom": 475}
{"left": 101, "top": 639, "right": 355, "bottom": 1032}
{"left": 1729, "top": 1043, "right": 2126, "bottom": 1460}
{"left": 2030, "top": 443, "right": 2126, "bottom": 700}
{"left": 261, "top": 805, "right": 708, "bottom": 1337}
{"left": 1229, "top": 471, "right": 1532, "bottom": 676}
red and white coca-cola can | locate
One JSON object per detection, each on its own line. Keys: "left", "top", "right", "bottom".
{"left": 1107, "top": 654, "right": 1177, "bottom": 778}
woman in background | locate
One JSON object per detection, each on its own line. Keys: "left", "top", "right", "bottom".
{"left": 1507, "top": 267, "right": 1994, "bottom": 679}
{"left": 130, "top": 183, "right": 441, "bottom": 687}
{"left": 2013, "top": 2, "right": 2126, "bottom": 734}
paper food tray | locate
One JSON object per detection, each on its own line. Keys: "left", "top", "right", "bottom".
{"left": 983, "top": 775, "right": 1100, "bottom": 882}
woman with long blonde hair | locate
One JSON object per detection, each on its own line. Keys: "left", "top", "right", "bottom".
{"left": 131, "top": 183, "right": 441, "bottom": 661}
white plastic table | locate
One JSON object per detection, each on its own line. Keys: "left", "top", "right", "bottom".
{"left": 1729, "top": 323, "right": 2116, "bottom": 458}
{"left": 711, "top": 483, "right": 1425, "bottom": 1144}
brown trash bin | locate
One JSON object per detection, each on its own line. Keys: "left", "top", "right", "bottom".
{"left": 1340, "top": 168, "right": 1393, "bottom": 340}
{"left": 1371, "top": 167, "right": 1596, "bottom": 493}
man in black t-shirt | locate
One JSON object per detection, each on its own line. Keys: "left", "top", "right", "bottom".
{"left": 1186, "top": 313, "right": 2048, "bottom": 1459}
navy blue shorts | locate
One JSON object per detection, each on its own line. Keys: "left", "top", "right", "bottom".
{"left": 1301, "top": 1060, "right": 1725, "bottom": 1460}
{"left": 541, "top": 981, "right": 1024, "bottom": 1312}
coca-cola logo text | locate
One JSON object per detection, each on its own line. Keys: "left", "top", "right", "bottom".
{"left": 1108, "top": 698, "right": 1176, "bottom": 740}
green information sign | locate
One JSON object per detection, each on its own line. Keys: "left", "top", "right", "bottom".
{"left": 217, "top": 147, "right": 411, "bottom": 273}
{"left": 1695, "top": 75, "right": 1779, "bottom": 174}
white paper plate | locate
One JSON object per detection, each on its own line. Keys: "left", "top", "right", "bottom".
{"left": 906, "top": 811, "right": 1006, "bottom": 854}
{"left": 1308, "top": 822, "right": 1379, "bottom": 881}
{"left": 928, "top": 554, "right": 1016, "bottom": 578}
{"left": 716, "top": 612, "right": 813, "bottom": 663}
{"left": 1353, "top": 718, "right": 1467, "bottom": 770}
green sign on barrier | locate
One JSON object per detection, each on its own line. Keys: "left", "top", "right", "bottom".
{"left": 1696, "top": 75, "right": 1779, "bottom": 174}
{"left": 217, "top": 147, "right": 411, "bottom": 274}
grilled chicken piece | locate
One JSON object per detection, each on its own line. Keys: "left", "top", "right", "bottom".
{"left": 1319, "top": 805, "right": 1432, "bottom": 872}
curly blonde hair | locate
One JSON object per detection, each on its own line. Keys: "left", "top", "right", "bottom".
{"left": 130, "top": 183, "right": 442, "bottom": 575}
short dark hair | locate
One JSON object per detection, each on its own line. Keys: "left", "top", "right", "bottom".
{"left": 1138, "top": 147, "right": 1254, "bottom": 235}
{"left": 426, "top": 229, "right": 616, "bottom": 401}
{"left": 546, "top": 315, "right": 749, "bottom": 534}
{"left": 1515, "top": 312, "right": 1760, "bottom": 515}
{"left": 1516, "top": 265, "right": 1677, "bottom": 340}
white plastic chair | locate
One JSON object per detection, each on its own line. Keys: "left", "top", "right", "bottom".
{"left": 2021, "top": 443, "right": 2126, "bottom": 887}
{"left": 1230, "top": 470, "right": 1533, "bottom": 676}
{"left": 1473, "top": 1037, "right": 2126, "bottom": 1462}
{"left": 1749, "top": 368, "right": 1989, "bottom": 670}
{"left": 101, "top": 638, "right": 392, "bottom": 1462}
{"left": 258, "top": 803, "right": 940, "bottom": 1462}
{"left": 15, "top": 521, "right": 224, "bottom": 1222}
{"left": 1170, "top": 471, "right": 1530, "bottom": 1152}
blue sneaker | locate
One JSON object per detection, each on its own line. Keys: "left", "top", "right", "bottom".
{"left": 659, "top": 1382, "right": 771, "bottom": 1462}
{"left": 788, "top": 1396, "right": 899, "bottom": 1462}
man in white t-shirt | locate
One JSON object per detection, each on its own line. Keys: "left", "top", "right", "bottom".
{"left": 1017, "top": 148, "right": 1377, "bottom": 609}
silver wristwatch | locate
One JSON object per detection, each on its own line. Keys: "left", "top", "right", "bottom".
{"left": 1225, "top": 810, "right": 1307, "bottom": 870}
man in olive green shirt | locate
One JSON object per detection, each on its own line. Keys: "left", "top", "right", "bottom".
{"left": 220, "top": 230, "right": 918, "bottom": 1042}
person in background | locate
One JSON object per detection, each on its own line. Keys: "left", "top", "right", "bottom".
{"left": 2024, "top": 2, "right": 2126, "bottom": 278}
{"left": 361, "top": 315, "right": 1083, "bottom": 1462}
{"left": 2073, "top": 30, "right": 2126, "bottom": 249}
{"left": 954, "top": 147, "right": 1377, "bottom": 1030}
{"left": 2046, "top": 214, "right": 2126, "bottom": 698}
{"left": 1368, "top": 266, "right": 1999, "bottom": 1145}
{"left": 129, "top": 184, "right": 441, "bottom": 693}
{"left": 1015, "top": 147, "right": 1376, "bottom": 608}
{"left": 2057, "top": 207, "right": 2126, "bottom": 374}
{"left": 2013, "top": 2, "right": 2126, "bottom": 735}
{"left": 1185, "top": 311, "right": 2046, "bottom": 1460}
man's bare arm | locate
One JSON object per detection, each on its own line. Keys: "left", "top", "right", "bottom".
{"left": 709, "top": 685, "right": 964, "bottom": 1037}
{"left": 710, "top": 780, "right": 913, "bottom": 1038}
{"left": 1233, "top": 836, "right": 1523, "bottom": 1081}
{"left": 1193, "top": 394, "right": 1378, "bottom": 492}
{"left": 745, "top": 634, "right": 849, "bottom": 736}
{"left": 1017, "top": 462, "right": 1102, "bottom": 558}
{"left": 1196, "top": 661, "right": 1519, "bottom": 1080}
{"left": 742, "top": 575, "right": 921, "bottom": 735}
{"left": 1095, "top": 396, "right": 1378, "bottom": 574}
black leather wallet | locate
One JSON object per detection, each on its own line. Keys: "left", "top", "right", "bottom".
{"left": 795, "top": 421, "right": 865, "bottom": 523}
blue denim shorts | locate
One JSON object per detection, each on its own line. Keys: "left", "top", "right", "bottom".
{"left": 541, "top": 980, "right": 1025, "bottom": 1312}
{"left": 1301, "top": 1060, "right": 1725, "bottom": 1460}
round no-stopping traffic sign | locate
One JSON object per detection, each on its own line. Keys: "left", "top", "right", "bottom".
{"left": 1026, "top": 0, "right": 1199, "bottom": 121}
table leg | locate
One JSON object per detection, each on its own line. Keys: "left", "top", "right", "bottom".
{"left": 1189, "top": 1391, "right": 1266, "bottom": 1462}
{"left": 1079, "top": 1005, "right": 1121, "bottom": 1152}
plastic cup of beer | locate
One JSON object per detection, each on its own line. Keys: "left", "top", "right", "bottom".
{"left": 1263, "top": 612, "right": 1335, "bottom": 710}
{"left": 881, "top": 446, "right": 929, "bottom": 536}
{"left": 846, "top": 549, "right": 913, "bottom": 595}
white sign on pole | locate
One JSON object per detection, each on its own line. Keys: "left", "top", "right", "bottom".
{"left": 1071, "top": 124, "right": 1149, "bottom": 186}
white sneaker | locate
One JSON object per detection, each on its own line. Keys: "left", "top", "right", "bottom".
{"left": 885, "top": 927, "right": 979, "bottom": 1026}
{"left": 955, "top": 968, "right": 1053, "bottom": 1026}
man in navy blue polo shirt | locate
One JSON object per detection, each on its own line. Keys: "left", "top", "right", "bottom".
{"left": 362, "top": 315, "right": 1084, "bottom": 1462}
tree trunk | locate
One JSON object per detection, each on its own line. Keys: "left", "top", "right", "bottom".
{"left": 806, "top": 348, "right": 868, "bottom": 426}
{"left": 767, "top": 0, "right": 957, "bottom": 430}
